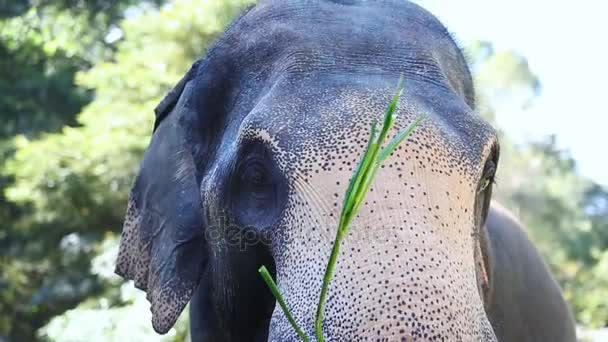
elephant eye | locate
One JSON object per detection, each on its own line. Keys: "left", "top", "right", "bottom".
{"left": 234, "top": 152, "right": 278, "bottom": 205}
{"left": 229, "top": 142, "right": 287, "bottom": 229}
{"left": 474, "top": 153, "right": 498, "bottom": 228}
{"left": 241, "top": 160, "right": 271, "bottom": 190}
{"left": 479, "top": 158, "right": 497, "bottom": 194}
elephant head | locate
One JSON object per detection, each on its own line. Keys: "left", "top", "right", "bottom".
{"left": 116, "top": 1, "right": 509, "bottom": 341}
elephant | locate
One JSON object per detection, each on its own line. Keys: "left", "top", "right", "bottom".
{"left": 114, "top": 1, "right": 577, "bottom": 341}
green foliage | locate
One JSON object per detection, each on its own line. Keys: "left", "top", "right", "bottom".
{"left": 0, "top": 0, "right": 253, "bottom": 340}
{"left": 470, "top": 40, "right": 540, "bottom": 96}
{"left": 3, "top": 0, "right": 255, "bottom": 228}
{"left": 0, "top": 1, "right": 139, "bottom": 339}
{"left": 0, "top": 1, "right": 135, "bottom": 139}
{"left": 36, "top": 236, "right": 190, "bottom": 342}
{"left": 470, "top": 41, "right": 608, "bottom": 329}
{"left": 0, "top": 1, "right": 163, "bottom": 19}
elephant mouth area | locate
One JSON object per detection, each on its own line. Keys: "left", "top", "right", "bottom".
{"left": 266, "top": 256, "right": 498, "bottom": 341}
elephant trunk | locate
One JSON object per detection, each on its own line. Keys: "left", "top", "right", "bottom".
{"left": 268, "top": 174, "right": 497, "bottom": 341}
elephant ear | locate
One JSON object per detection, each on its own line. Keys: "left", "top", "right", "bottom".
{"left": 115, "top": 62, "right": 207, "bottom": 334}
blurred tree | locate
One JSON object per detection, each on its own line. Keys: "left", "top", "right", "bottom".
{"left": 469, "top": 41, "right": 608, "bottom": 329}
{"left": 0, "top": 0, "right": 166, "bottom": 139}
{"left": 0, "top": 2, "right": 115, "bottom": 339}
{"left": 1, "top": 1, "right": 163, "bottom": 19}
{"left": 0, "top": 0, "right": 165, "bottom": 339}
{"left": 1, "top": 0, "right": 253, "bottom": 340}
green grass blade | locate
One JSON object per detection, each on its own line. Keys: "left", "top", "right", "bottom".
{"left": 314, "top": 230, "right": 344, "bottom": 342}
{"left": 378, "top": 115, "right": 426, "bottom": 163}
{"left": 374, "top": 76, "right": 404, "bottom": 148}
{"left": 349, "top": 161, "right": 381, "bottom": 218}
{"left": 258, "top": 266, "right": 311, "bottom": 342}
{"left": 340, "top": 81, "right": 407, "bottom": 231}
{"left": 339, "top": 120, "right": 378, "bottom": 229}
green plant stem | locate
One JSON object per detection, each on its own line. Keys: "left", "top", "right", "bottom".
{"left": 258, "top": 266, "right": 311, "bottom": 342}
{"left": 314, "top": 226, "right": 346, "bottom": 342}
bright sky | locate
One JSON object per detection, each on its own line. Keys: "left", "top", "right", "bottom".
{"left": 415, "top": 0, "right": 608, "bottom": 186}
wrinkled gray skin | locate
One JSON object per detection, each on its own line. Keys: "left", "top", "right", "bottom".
{"left": 115, "top": 1, "right": 576, "bottom": 341}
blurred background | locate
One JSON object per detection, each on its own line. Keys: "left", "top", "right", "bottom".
{"left": 0, "top": 0, "right": 606, "bottom": 341}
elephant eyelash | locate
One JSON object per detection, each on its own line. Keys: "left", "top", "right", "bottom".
{"left": 479, "top": 177, "right": 494, "bottom": 193}
{"left": 479, "top": 159, "right": 497, "bottom": 193}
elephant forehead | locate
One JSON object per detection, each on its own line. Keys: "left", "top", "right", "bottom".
{"left": 238, "top": 83, "right": 496, "bottom": 186}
